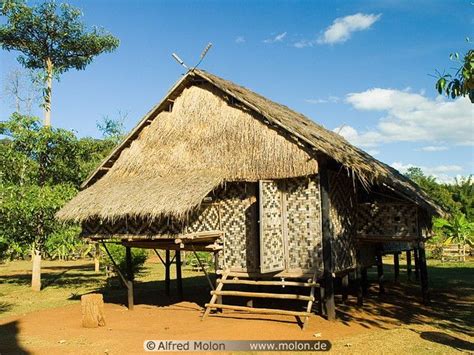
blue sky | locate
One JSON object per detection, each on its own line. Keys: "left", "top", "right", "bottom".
{"left": 1, "top": 0, "right": 473, "bottom": 182}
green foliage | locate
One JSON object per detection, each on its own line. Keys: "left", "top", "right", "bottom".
{"left": 101, "top": 244, "right": 149, "bottom": 276}
{"left": 44, "top": 226, "right": 92, "bottom": 260}
{"left": 185, "top": 251, "right": 214, "bottom": 268}
{"left": 97, "top": 115, "right": 126, "bottom": 144}
{"left": 433, "top": 214, "right": 474, "bottom": 246}
{"left": 0, "top": 114, "right": 120, "bottom": 261}
{"left": 406, "top": 167, "right": 474, "bottom": 249}
{"left": 406, "top": 167, "right": 474, "bottom": 218}
{"left": 0, "top": 113, "right": 116, "bottom": 188}
{"left": 0, "top": 183, "right": 77, "bottom": 252}
{"left": 0, "top": 0, "right": 119, "bottom": 74}
{"left": 435, "top": 45, "right": 473, "bottom": 103}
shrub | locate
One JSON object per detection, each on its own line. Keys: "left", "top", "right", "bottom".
{"left": 101, "top": 244, "right": 148, "bottom": 277}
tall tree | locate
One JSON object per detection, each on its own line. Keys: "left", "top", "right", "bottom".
{"left": 0, "top": 0, "right": 119, "bottom": 126}
{"left": 435, "top": 44, "right": 473, "bottom": 103}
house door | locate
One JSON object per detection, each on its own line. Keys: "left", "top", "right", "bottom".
{"left": 258, "top": 180, "right": 287, "bottom": 273}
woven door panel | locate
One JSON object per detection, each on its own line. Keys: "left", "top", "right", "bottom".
{"left": 259, "top": 180, "right": 285, "bottom": 273}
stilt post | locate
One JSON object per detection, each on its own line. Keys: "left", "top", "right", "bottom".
{"left": 165, "top": 249, "right": 171, "bottom": 296}
{"left": 406, "top": 250, "right": 412, "bottom": 281}
{"left": 176, "top": 249, "right": 183, "bottom": 299}
{"left": 394, "top": 252, "right": 400, "bottom": 283}
{"left": 376, "top": 248, "right": 385, "bottom": 295}
{"left": 356, "top": 267, "right": 363, "bottom": 306}
{"left": 414, "top": 248, "right": 420, "bottom": 281}
{"left": 125, "top": 246, "right": 134, "bottom": 310}
{"left": 341, "top": 274, "right": 349, "bottom": 304}
{"left": 361, "top": 267, "right": 368, "bottom": 297}
{"left": 419, "top": 243, "right": 429, "bottom": 304}
{"left": 319, "top": 157, "right": 335, "bottom": 321}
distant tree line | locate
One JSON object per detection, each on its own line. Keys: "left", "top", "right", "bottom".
{"left": 406, "top": 167, "right": 473, "bottom": 246}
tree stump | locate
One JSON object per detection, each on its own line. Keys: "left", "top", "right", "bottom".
{"left": 81, "top": 294, "right": 106, "bottom": 328}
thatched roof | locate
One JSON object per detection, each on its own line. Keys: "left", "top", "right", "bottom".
{"left": 57, "top": 69, "right": 443, "bottom": 222}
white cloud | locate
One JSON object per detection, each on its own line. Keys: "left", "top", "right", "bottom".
{"left": 263, "top": 32, "right": 287, "bottom": 44}
{"left": 235, "top": 36, "right": 246, "bottom": 44}
{"left": 318, "top": 13, "right": 381, "bottom": 44}
{"left": 294, "top": 39, "right": 315, "bottom": 48}
{"left": 305, "top": 96, "right": 340, "bottom": 104}
{"left": 343, "top": 89, "right": 473, "bottom": 146}
{"left": 420, "top": 145, "right": 449, "bottom": 152}
{"left": 333, "top": 125, "right": 383, "bottom": 148}
{"left": 391, "top": 162, "right": 464, "bottom": 183}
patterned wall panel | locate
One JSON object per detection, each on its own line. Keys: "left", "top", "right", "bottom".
{"left": 219, "top": 183, "right": 259, "bottom": 272}
{"left": 282, "top": 176, "right": 322, "bottom": 272}
{"left": 259, "top": 180, "right": 285, "bottom": 273}
{"left": 357, "top": 203, "right": 418, "bottom": 238}
{"left": 328, "top": 170, "right": 358, "bottom": 272}
{"left": 185, "top": 203, "right": 221, "bottom": 233}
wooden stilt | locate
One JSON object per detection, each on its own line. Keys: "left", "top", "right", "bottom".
{"left": 125, "top": 246, "right": 134, "bottom": 310}
{"left": 341, "top": 274, "right": 349, "bottom": 304}
{"left": 414, "top": 248, "right": 420, "bottom": 281}
{"left": 419, "top": 245, "right": 429, "bottom": 304}
{"left": 394, "top": 252, "right": 400, "bottom": 283}
{"left": 165, "top": 249, "right": 170, "bottom": 296}
{"left": 319, "top": 157, "right": 336, "bottom": 321}
{"left": 361, "top": 267, "right": 368, "bottom": 297}
{"left": 176, "top": 249, "right": 183, "bottom": 299}
{"left": 376, "top": 249, "right": 385, "bottom": 295}
{"left": 203, "top": 270, "right": 230, "bottom": 319}
{"left": 356, "top": 267, "right": 363, "bottom": 306}
{"left": 214, "top": 252, "right": 222, "bottom": 308}
{"left": 406, "top": 250, "right": 412, "bottom": 281}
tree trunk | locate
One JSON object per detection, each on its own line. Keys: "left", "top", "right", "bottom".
{"left": 31, "top": 248, "right": 41, "bottom": 291}
{"left": 94, "top": 243, "right": 100, "bottom": 273}
{"left": 44, "top": 58, "right": 53, "bottom": 127}
{"left": 81, "top": 294, "right": 106, "bottom": 328}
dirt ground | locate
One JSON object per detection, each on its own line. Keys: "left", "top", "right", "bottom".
{"left": 1, "top": 257, "right": 473, "bottom": 354}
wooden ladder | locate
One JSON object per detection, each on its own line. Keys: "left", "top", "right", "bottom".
{"left": 202, "top": 270, "right": 318, "bottom": 329}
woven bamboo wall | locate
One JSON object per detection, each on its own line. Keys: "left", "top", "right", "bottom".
{"left": 260, "top": 180, "right": 285, "bottom": 272}
{"left": 357, "top": 203, "right": 418, "bottom": 238}
{"left": 328, "top": 170, "right": 357, "bottom": 272}
{"left": 282, "top": 176, "right": 322, "bottom": 271}
{"left": 217, "top": 183, "right": 259, "bottom": 272}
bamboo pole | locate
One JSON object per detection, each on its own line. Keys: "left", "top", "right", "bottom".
{"left": 217, "top": 279, "right": 317, "bottom": 287}
{"left": 205, "top": 303, "right": 310, "bottom": 317}
{"left": 211, "top": 290, "right": 314, "bottom": 301}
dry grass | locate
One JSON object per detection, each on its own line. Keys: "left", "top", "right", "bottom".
{"left": 58, "top": 85, "right": 317, "bottom": 222}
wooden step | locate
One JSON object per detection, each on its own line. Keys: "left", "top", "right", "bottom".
{"left": 217, "top": 270, "right": 316, "bottom": 279}
{"left": 218, "top": 279, "right": 318, "bottom": 288}
{"left": 205, "top": 303, "right": 311, "bottom": 317}
{"left": 211, "top": 290, "right": 315, "bottom": 301}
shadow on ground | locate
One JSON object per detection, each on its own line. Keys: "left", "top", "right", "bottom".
{"left": 0, "top": 321, "right": 29, "bottom": 354}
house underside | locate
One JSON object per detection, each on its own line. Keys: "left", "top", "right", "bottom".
{"left": 58, "top": 69, "right": 439, "bottom": 326}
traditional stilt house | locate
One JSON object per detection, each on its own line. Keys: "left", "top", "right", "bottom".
{"left": 58, "top": 69, "right": 442, "bottom": 326}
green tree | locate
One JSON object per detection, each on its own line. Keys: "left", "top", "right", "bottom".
{"left": 405, "top": 167, "right": 459, "bottom": 215}
{"left": 433, "top": 214, "right": 474, "bottom": 246}
{"left": 435, "top": 47, "right": 473, "bottom": 103}
{"left": 0, "top": 0, "right": 119, "bottom": 126}
{"left": 0, "top": 114, "right": 118, "bottom": 290}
